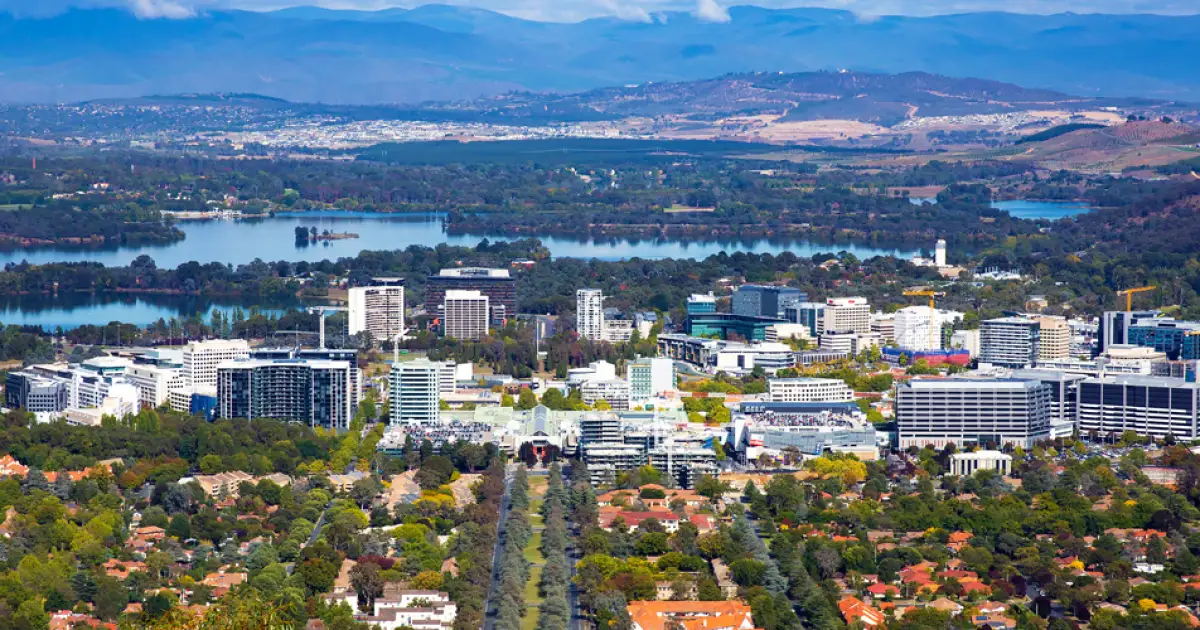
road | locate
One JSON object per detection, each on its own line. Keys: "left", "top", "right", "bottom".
{"left": 563, "top": 465, "right": 583, "bottom": 630}
{"left": 483, "top": 464, "right": 516, "bottom": 630}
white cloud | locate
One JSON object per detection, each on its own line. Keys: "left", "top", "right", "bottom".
{"left": 693, "top": 0, "right": 728, "bottom": 22}
{"left": 128, "top": 0, "right": 193, "bottom": 17}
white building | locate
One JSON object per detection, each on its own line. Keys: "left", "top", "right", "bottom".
{"left": 568, "top": 360, "right": 617, "bottom": 386}
{"left": 183, "top": 339, "right": 250, "bottom": 389}
{"left": 61, "top": 383, "right": 139, "bottom": 426}
{"left": 627, "top": 358, "right": 675, "bottom": 401}
{"left": 713, "top": 342, "right": 795, "bottom": 375}
{"left": 348, "top": 284, "right": 406, "bottom": 341}
{"left": 950, "top": 329, "right": 980, "bottom": 357}
{"left": 935, "top": 239, "right": 947, "bottom": 267}
{"left": 980, "top": 317, "right": 1040, "bottom": 368}
{"left": 823, "top": 297, "right": 872, "bottom": 335}
{"left": 325, "top": 589, "right": 456, "bottom": 630}
{"left": 949, "top": 450, "right": 1012, "bottom": 477}
{"left": 894, "top": 306, "right": 964, "bottom": 352}
{"left": 126, "top": 362, "right": 186, "bottom": 409}
{"left": 390, "top": 360, "right": 442, "bottom": 425}
{"left": 576, "top": 289, "right": 605, "bottom": 341}
{"left": 765, "top": 323, "right": 813, "bottom": 344}
{"left": 443, "top": 289, "right": 490, "bottom": 341}
{"left": 767, "top": 378, "right": 854, "bottom": 403}
{"left": 897, "top": 378, "right": 1052, "bottom": 448}
{"left": 581, "top": 379, "right": 631, "bottom": 411}
{"left": 871, "top": 313, "right": 896, "bottom": 344}
{"left": 603, "top": 318, "right": 634, "bottom": 343}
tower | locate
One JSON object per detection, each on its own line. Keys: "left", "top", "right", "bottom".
{"left": 935, "top": 239, "right": 947, "bottom": 267}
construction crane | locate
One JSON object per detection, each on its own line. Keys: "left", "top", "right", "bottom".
{"left": 307, "top": 306, "right": 349, "bottom": 350}
{"left": 1117, "top": 286, "right": 1156, "bottom": 312}
{"left": 904, "top": 289, "right": 947, "bottom": 350}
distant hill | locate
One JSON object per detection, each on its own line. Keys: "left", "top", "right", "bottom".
{"left": 1005, "top": 120, "right": 1200, "bottom": 171}
{"left": 2, "top": 6, "right": 1200, "bottom": 104}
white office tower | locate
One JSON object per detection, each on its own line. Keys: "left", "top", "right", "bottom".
{"left": 443, "top": 290, "right": 490, "bottom": 341}
{"left": 183, "top": 339, "right": 250, "bottom": 389}
{"left": 348, "top": 284, "right": 406, "bottom": 340}
{"left": 628, "top": 357, "right": 676, "bottom": 401}
{"left": 894, "top": 306, "right": 964, "bottom": 351}
{"left": 577, "top": 289, "right": 605, "bottom": 341}
{"left": 126, "top": 363, "right": 186, "bottom": 409}
{"left": 823, "top": 297, "right": 872, "bottom": 335}
{"left": 390, "top": 360, "right": 441, "bottom": 425}
{"left": 935, "top": 239, "right": 947, "bottom": 267}
{"left": 897, "top": 378, "right": 1052, "bottom": 448}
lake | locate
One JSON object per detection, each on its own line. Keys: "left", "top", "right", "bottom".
{"left": 990, "top": 200, "right": 1094, "bottom": 220}
{"left": 0, "top": 294, "right": 294, "bottom": 330}
{"left": 0, "top": 211, "right": 918, "bottom": 268}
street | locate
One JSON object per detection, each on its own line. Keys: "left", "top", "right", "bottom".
{"left": 483, "top": 463, "right": 516, "bottom": 630}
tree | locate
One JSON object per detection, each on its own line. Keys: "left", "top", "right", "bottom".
{"left": 350, "top": 561, "right": 384, "bottom": 614}
{"left": 515, "top": 388, "right": 539, "bottom": 410}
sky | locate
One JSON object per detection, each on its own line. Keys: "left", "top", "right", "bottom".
{"left": 2, "top": 0, "right": 1199, "bottom": 21}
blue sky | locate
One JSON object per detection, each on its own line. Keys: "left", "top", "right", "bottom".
{"left": 3, "top": 0, "right": 1199, "bottom": 21}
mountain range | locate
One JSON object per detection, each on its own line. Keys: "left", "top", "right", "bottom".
{"left": 2, "top": 5, "right": 1200, "bottom": 103}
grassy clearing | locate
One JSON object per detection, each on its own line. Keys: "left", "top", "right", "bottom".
{"left": 524, "top": 531, "right": 545, "bottom": 564}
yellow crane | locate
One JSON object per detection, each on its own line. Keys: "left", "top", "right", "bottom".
{"left": 904, "top": 290, "right": 947, "bottom": 350}
{"left": 1116, "top": 286, "right": 1156, "bottom": 312}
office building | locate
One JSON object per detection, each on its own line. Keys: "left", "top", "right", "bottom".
{"left": 949, "top": 451, "right": 1011, "bottom": 476}
{"left": 348, "top": 283, "right": 406, "bottom": 340}
{"left": 126, "top": 362, "right": 186, "bottom": 409}
{"left": 686, "top": 293, "right": 717, "bottom": 315}
{"left": 787, "top": 302, "right": 826, "bottom": 337}
{"left": 577, "top": 289, "right": 605, "bottom": 341}
{"left": 732, "top": 285, "right": 806, "bottom": 319}
{"left": 4, "top": 371, "right": 69, "bottom": 413}
{"left": 581, "top": 379, "right": 631, "bottom": 411}
{"left": 765, "top": 324, "right": 813, "bottom": 344}
{"left": 685, "top": 312, "right": 785, "bottom": 342}
{"left": 443, "top": 290, "right": 490, "bottom": 340}
{"left": 580, "top": 413, "right": 622, "bottom": 446}
{"left": 894, "top": 306, "right": 964, "bottom": 352}
{"left": 871, "top": 313, "right": 896, "bottom": 344}
{"left": 1012, "top": 369, "right": 1086, "bottom": 438}
{"left": 183, "top": 339, "right": 251, "bottom": 389}
{"left": 1125, "top": 318, "right": 1200, "bottom": 360}
{"left": 768, "top": 378, "right": 854, "bottom": 403}
{"left": 950, "top": 329, "right": 980, "bottom": 358}
{"left": 425, "top": 267, "right": 515, "bottom": 317}
{"left": 823, "top": 297, "right": 871, "bottom": 335}
{"left": 980, "top": 317, "right": 1041, "bottom": 368}
{"left": 896, "top": 378, "right": 1052, "bottom": 448}
{"left": 1036, "top": 317, "right": 1071, "bottom": 362}
{"left": 389, "top": 360, "right": 442, "bottom": 425}
{"left": 819, "top": 330, "right": 857, "bottom": 355}
{"left": 627, "top": 358, "right": 675, "bottom": 401}
{"left": 648, "top": 444, "right": 718, "bottom": 488}
{"left": 935, "top": 239, "right": 947, "bottom": 267}
{"left": 713, "top": 342, "right": 796, "bottom": 375}
{"left": 583, "top": 443, "right": 646, "bottom": 486}
{"left": 1077, "top": 374, "right": 1200, "bottom": 440}
{"left": 217, "top": 358, "right": 358, "bottom": 429}
{"left": 1099, "top": 310, "right": 1159, "bottom": 353}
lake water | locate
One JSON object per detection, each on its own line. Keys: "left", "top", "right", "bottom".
{"left": 990, "top": 200, "right": 1094, "bottom": 220}
{"left": 0, "top": 294, "right": 293, "bottom": 330}
{"left": 0, "top": 211, "right": 917, "bottom": 268}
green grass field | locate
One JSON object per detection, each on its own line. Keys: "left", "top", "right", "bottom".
{"left": 524, "top": 531, "right": 545, "bottom": 564}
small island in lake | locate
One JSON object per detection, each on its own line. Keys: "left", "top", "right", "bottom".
{"left": 293, "top": 225, "right": 359, "bottom": 245}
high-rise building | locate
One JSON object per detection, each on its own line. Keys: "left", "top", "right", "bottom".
{"left": 1125, "top": 318, "right": 1200, "bottom": 360}
{"left": 1077, "top": 374, "right": 1200, "bottom": 440}
{"left": 896, "top": 378, "right": 1052, "bottom": 448}
{"left": 935, "top": 239, "right": 947, "bottom": 267}
{"left": 389, "top": 360, "right": 441, "bottom": 425}
{"left": 217, "top": 358, "right": 358, "bottom": 429}
{"left": 348, "top": 283, "right": 406, "bottom": 341}
{"left": 979, "top": 317, "right": 1041, "bottom": 368}
{"left": 126, "top": 362, "right": 186, "bottom": 409}
{"left": 1012, "top": 369, "right": 1086, "bottom": 439}
{"left": 1099, "top": 310, "right": 1158, "bottom": 353}
{"left": 1035, "top": 316, "right": 1071, "bottom": 362}
{"left": 4, "top": 370, "right": 69, "bottom": 413}
{"left": 580, "top": 413, "right": 621, "bottom": 446}
{"left": 686, "top": 293, "right": 717, "bottom": 315}
{"left": 183, "top": 339, "right": 250, "bottom": 389}
{"left": 787, "top": 302, "right": 827, "bottom": 337}
{"left": 823, "top": 297, "right": 871, "bottom": 335}
{"left": 577, "top": 289, "right": 605, "bottom": 341}
{"left": 443, "top": 290, "right": 490, "bottom": 340}
{"left": 732, "top": 285, "right": 806, "bottom": 319}
{"left": 581, "top": 379, "right": 631, "bottom": 410}
{"left": 627, "top": 357, "right": 676, "bottom": 401}
{"left": 871, "top": 313, "right": 896, "bottom": 345}
{"left": 425, "top": 268, "right": 516, "bottom": 316}
{"left": 894, "top": 306, "right": 964, "bottom": 351}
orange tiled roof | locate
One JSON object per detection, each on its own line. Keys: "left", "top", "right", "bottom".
{"left": 627, "top": 600, "right": 762, "bottom": 630}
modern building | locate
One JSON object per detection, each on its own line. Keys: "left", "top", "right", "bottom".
{"left": 126, "top": 362, "right": 186, "bottom": 409}
{"left": 980, "top": 317, "right": 1041, "bottom": 368}
{"left": 768, "top": 378, "right": 854, "bottom": 403}
{"left": 1012, "top": 369, "right": 1087, "bottom": 439}
{"left": 576, "top": 288, "right": 605, "bottom": 341}
{"left": 1036, "top": 317, "right": 1071, "bottom": 362}
{"left": 1077, "top": 374, "right": 1200, "bottom": 440}
{"left": 443, "top": 289, "right": 490, "bottom": 340}
{"left": 765, "top": 323, "right": 813, "bottom": 344}
{"left": 935, "top": 239, "right": 947, "bottom": 267}
{"left": 686, "top": 293, "right": 717, "bottom": 315}
{"left": 348, "top": 283, "right": 406, "bottom": 341}
{"left": 949, "top": 450, "right": 1012, "bottom": 476}
{"left": 580, "top": 413, "right": 622, "bottom": 446}
{"left": 950, "top": 329, "right": 981, "bottom": 358}
{"left": 894, "top": 306, "right": 964, "bottom": 352}
{"left": 4, "top": 370, "right": 69, "bottom": 413}
{"left": 1125, "top": 318, "right": 1200, "bottom": 360}
{"left": 217, "top": 358, "right": 358, "bottom": 429}
{"left": 823, "top": 297, "right": 872, "bottom": 335}
{"left": 1099, "top": 310, "right": 1159, "bottom": 353}
{"left": 732, "top": 285, "right": 806, "bottom": 319}
{"left": 389, "top": 360, "right": 442, "bottom": 425}
{"left": 627, "top": 358, "right": 675, "bottom": 401}
{"left": 787, "top": 302, "right": 826, "bottom": 337}
{"left": 685, "top": 312, "right": 785, "bottom": 341}
{"left": 648, "top": 444, "right": 718, "bottom": 488}
{"left": 583, "top": 443, "right": 646, "bottom": 486}
{"left": 896, "top": 378, "right": 1052, "bottom": 448}
{"left": 712, "top": 342, "right": 796, "bottom": 375}
{"left": 425, "top": 267, "right": 515, "bottom": 317}
{"left": 871, "top": 313, "right": 896, "bottom": 345}
{"left": 581, "top": 380, "right": 631, "bottom": 411}
{"left": 657, "top": 334, "right": 725, "bottom": 367}
{"left": 183, "top": 339, "right": 251, "bottom": 389}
